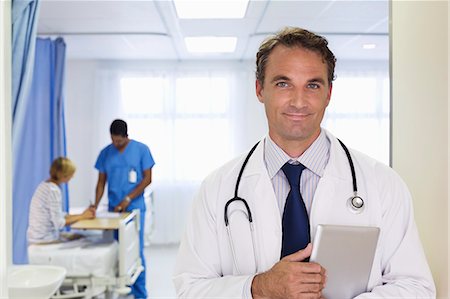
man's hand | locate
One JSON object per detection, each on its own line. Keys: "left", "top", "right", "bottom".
{"left": 114, "top": 197, "right": 131, "bottom": 212}
{"left": 251, "top": 244, "right": 326, "bottom": 299}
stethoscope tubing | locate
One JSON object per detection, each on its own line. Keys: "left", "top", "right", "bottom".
{"left": 224, "top": 138, "right": 363, "bottom": 274}
{"left": 337, "top": 139, "right": 358, "bottom": 194}
{"left": 224, "top": 141, "right": 260, "bottom": 226}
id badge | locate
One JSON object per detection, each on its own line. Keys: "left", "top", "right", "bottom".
{"left": 129, "top": 169, "right": 137, "bottom": 183}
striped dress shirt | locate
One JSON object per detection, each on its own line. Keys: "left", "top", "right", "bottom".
{"left": 263, "top": 129, "right": 331, "bottom": 216}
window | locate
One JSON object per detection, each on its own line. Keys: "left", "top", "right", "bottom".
{"left": 121, "top": 74, "right": 233, "bottom": 182}
{"left": 323, "top": 71, "right": 390, "bottom": 164}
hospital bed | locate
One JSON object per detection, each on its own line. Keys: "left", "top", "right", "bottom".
{"left": 28, "top": 210, "right": 143, "bottom": 299}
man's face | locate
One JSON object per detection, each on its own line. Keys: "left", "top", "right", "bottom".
{"left": 256, "top": 45, "right": 332, "bottom": 147}
{"left": 111, "top": 134, "right": 128, "bottom": 150}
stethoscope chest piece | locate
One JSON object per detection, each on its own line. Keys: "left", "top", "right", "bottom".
{"left": 347, "top": 193, "right": 365, "bottom": 214}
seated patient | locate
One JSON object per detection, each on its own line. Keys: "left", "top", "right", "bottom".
{"left": 27, "top": 157, "right": 95, "bottom": 244}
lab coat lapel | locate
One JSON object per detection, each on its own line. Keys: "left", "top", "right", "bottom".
{"left": 310, "top": 131, "right": 364, "bottom": 237}
{"left": 238, "top": 140, "right": 282, "bottom": 271}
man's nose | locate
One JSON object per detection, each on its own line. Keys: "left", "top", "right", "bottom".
{"left": 289, "top": 88, "right": 307, "bottom": 107}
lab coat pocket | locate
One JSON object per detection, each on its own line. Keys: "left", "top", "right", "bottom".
{"left": 227, "top": 206, "right": 257, "bottom": 275}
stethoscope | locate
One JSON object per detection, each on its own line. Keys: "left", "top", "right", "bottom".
{"left": 224, "top": 139, "right": 364, "bottom": 273}
{"left": 337, "top": 139, "right": 365, "bottom": 213}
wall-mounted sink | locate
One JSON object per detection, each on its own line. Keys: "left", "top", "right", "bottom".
{"left": 8, "top": 265, "right": 66, "bottom": 299}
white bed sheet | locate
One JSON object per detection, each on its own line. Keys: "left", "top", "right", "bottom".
{"left": 28, "top": 237, "right": 118, "bottom": 277}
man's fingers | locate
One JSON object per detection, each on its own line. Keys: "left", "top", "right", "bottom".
{"left": 301, "top": 283, "right": 323, "bottom": 293}
{"left": 298, "top": 272, "right": 325, "bottom": 284}
{"left": 252, "top": 252, "right": 327, "bottom": 299}
{"left": 283, "top": 243, "right": 313, "bottom": 262}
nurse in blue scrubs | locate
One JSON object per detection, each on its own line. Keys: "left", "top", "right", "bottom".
{"left": 93, "top": 119, "right": 155, "bottom": 299}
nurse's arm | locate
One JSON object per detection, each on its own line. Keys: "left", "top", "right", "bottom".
{"left": 115, "top": 169, "right": 152, "bottom": 212}
{"left": 127, "top": 168, "right": 152, "bottom": 200}
{"left": 251, "top": 244, "right": 326, "bottom": 299}
{"left": 93, "top": 172, "right": 107, "bottom": 209}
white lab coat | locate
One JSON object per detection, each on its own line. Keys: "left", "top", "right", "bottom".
{"left": 173, "top": 131, "right": 436, "bottom": 298}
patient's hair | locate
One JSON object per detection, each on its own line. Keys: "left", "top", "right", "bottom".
{"left": 50, "top": 157, "right": 76, "bottom": 180}
{"left": 255, "top": 26, "right": 336, "bottom": 86}
{"left": 110, "top": 119, "right": 128, "bottom": 137}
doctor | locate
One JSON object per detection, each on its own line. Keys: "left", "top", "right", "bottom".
{"left": 173, "top": 27, "right": 435, "bottom": 298}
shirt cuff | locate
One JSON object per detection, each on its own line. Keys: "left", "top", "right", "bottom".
{"left": 243, "top": 274, "right": 256, "bottom": 299}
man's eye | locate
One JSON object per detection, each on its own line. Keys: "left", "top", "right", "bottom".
{"left": 307, "top": 83, "right": 320, "bottom": 89}
{"left": 276, "top": 82, "right": 289, "bottom": 88}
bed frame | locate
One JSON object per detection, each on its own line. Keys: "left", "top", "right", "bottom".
{"left": 50, "top": 210, "right": 143, "bottom": 299}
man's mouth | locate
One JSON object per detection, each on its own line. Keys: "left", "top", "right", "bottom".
{"left": 283, "top": 112, "right": 310, "bottom": 120}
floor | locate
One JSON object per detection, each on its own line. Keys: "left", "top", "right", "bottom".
{"left": 84, "top": 244, "right": 179, "bottom": 299}
{"left": 146, "top": 244, "right": 179, "bottom": 299}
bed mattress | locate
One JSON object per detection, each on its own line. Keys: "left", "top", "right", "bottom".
{"left": 28, "top": 237, "right": 118, "bottom": 277}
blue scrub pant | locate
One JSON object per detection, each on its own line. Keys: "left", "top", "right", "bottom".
{"left": 131, "top": 209, "right": 147, "bottom": 299}
{"left": 111, "top": 207, "right": 147, "bottom": 299}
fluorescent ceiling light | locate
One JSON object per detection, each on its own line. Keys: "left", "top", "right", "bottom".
{"left": 185, "top": 36, "right": 237, "bottom": 53}
{"left": 174, "top": 0, "right": 249, "bottom": 19}
{"left": 362, "top": 43, "right": 377, "bottom": 50}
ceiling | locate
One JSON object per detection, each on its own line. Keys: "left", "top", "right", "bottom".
{"left": 37, "top": 0, "right": 389, "bottom": 61}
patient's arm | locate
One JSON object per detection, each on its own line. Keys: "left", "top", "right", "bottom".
{"left": 65, "top": 207, "right": 96, "bottom": 225}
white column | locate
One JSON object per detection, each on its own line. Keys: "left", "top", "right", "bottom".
{"left": 391, "top": 0, "right": 448, "bottom": 297}
{"left": 0, "top": 0, "right": 12, "bottom": 298}
{"left": 448, "top": 1, "right": 450, "bottom": 297}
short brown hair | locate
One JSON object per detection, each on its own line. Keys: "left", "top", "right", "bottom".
{"left": 50, "top": 157, "right": 76, "bottom": 180}
{"left": 256, "top": 27, "right": 336, "bottom": 86}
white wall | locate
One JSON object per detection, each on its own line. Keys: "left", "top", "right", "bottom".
{"left": 0, "top": 1, "right": 11, "bottom": 298}
{"left": 391, "top": 1, "right": 449, "bottom": 297}
{"left": 65, "top": 60, "right": 107, "bottom": 208}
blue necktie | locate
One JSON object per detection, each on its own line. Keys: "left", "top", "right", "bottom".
{"left": 280, "top": 162, "right": 310, "bottom": 258}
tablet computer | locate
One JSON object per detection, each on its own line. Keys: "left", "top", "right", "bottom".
{"left": 310, "top": 224, "right": 380, "bottom": 299}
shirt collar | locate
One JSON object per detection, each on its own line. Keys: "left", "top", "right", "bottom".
{"left": 264, "top": 129, "right": 330, "bottom": 179}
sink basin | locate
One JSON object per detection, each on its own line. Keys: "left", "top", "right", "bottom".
{"left": 8, "top": 265, "right": 66, "bottom": 299}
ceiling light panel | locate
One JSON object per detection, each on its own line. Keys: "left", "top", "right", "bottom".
{"left": 362, "top": 43, "right": 377, "bottom": 50}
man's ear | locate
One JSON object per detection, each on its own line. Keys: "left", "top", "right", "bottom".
{"left": 326, "top": 82, "right": 333, "bottom": 106}
{"left": 255, "top": 79, "right": 264, "bottom": 103}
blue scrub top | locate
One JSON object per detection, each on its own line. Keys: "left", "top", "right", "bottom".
{"left": 95, "top": 140, "right": 155, "bottom": 211}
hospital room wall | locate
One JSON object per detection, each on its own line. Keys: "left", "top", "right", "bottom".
{"left": 391, "top": 1, "right": 449, "bottom": 297}
{"left": 63, "top": 60, "right": 107, "bottom": 207}
{"left": 0, "top": 1, "right": 11, "bottom": 297}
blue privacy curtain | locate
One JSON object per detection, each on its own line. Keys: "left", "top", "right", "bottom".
{"left": 11, "top": 0, "right": 40, "bottom": 264}
{"left": 12, "top": 0, "right": 39, "bottom": 138}
{"left": 12, "top": 37, "right": 68, "bottom": 264}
